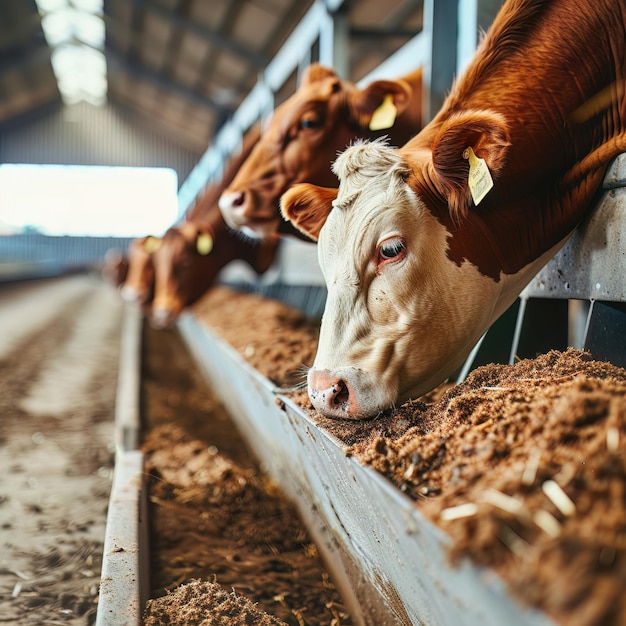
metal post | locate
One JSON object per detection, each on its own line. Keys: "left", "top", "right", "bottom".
{"left": 457, "top": 0, "right": 478, "bottom": 75}
{"left": 320, "top": 0, "right": 349, "bottom": 78}
{"left": 509, "top": 294, "right": 528, "bottom": 364}
{"left": 422, "top": 0, "right": 459, "bottom": 122}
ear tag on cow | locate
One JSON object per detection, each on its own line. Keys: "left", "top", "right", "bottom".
{"left": 144, "top": 236, "right": 162, "bottom": 253}
{"left": 464, "top": 146, "right": 493, "bottom": 205}
{"left": 196, "top": 233, "right": 213, "bottom": 256}
{"left": 369, "top": 94, "right": 397, "bottom": 131}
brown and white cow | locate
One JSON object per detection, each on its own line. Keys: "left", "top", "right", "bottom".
{"left": 119, "top": 124, "right": 278, "bottom": 325}
{"left": 281, "top": 0, "right": 626, "bottom": 419}
{"left": 120, "top": 235, "right": 158, "bottom": 308}
{"left": 149, "top": 213, "right": 278, "bottom": 328}
{"left": 218, "top": 63, "right": 423, "bottom": 239}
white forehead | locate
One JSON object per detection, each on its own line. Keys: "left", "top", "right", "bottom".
{"left": 330, "top": 139, "right": 415, "bottom": 230}
{"left": 318, "top": 140, "right": 417, "bottom": 277}
{"left": 332, "top": 138, "right": 410, "bottom": 205}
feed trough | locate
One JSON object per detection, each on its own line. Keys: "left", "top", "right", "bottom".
{"left": 178, "top": 313, "right": 556, "bottom": 626}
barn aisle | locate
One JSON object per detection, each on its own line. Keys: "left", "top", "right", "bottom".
{"left": 0, "top": 275, "right": 123, "bottom": 625}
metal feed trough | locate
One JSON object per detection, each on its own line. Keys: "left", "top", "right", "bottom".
{"left": 176, "top": 316, "right": 554, "bottom": 626}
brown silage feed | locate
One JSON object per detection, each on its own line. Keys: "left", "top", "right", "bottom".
{"left": 191, "top": 285, "right": 626, "bottom": 626}
{"left": 144, "top": 580, "right": 288, "bottom": 626}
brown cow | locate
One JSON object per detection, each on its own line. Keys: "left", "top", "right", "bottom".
{"left": 281, "top": 0, "right": 626, "bottom": 419}
{"left": 120, "top": 235, "right": 157, "bottom": 308}
{"left": 149, "top": 214, "right": 278, "bottom": 328}
{"left": 120, "top": 124, "right": 279, "bottom": 325}
{"left": 218, "top": 63, "right": 423, "bottom": 239}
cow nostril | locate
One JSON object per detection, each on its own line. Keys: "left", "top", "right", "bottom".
{"left": 231, "top": 190, "right": 245, "bottom": 208}
{"left": 331, "top": 381, "right": 350, "bottom": 406}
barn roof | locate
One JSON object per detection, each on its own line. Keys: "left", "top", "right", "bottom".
{"left": 0, "top": 0, "right": 423, "bottom": 154}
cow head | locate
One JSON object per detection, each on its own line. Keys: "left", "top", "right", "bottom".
{"left": 150, "top": 219, "right": 279, "bottom": 329}
{"left": 120, "top": 236, "right": 158, "bottom": 308}
{"left": 280, "top": 112, "right": 527, "bottom": 420}
{"left": 101, "top": 248, "right": 129, "bottom": 288}
{"left": 219, "top": 63, "right": 417, "bottom": 240}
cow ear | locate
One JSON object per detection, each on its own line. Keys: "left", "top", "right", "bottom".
{"left": 349, "top": 75, "right": 414, "bottom": 131}
{"left": 280, "top": 183, "right": 338, "bottom": 242}
{"left": 430, "top": 109, "right": 510, "bottom": 223}
{"left": 300, "top": 63, "right": 339, "bottom": 87}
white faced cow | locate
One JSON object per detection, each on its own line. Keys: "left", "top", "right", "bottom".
{"left": 281, "top": 0, "right": 626, "bottom": 419}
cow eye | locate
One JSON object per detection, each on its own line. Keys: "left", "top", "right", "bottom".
{"left": 377, "top": 237, "right": 406, "bottom": 265}
{"left": 299, "top": 112, "right": 322, "bottom": 130}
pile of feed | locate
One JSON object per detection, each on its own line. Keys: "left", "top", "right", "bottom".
{"left": 192, "top": 285, "right": 626, "bottom": 626}
{"left": 140, "top": 324, "right": 352, "bottom": 626}
{"left": 144, "top": 580, "right": 288, "bottom": 626}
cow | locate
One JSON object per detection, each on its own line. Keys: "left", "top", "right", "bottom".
{"left": 120, "top": 235, "right": 158, "bottom": 308}
{"left": 218, "top": 63, "right": 423, "bottom": 240}
{"left": 149, "top": 214, "right": 279, "bottom": 329}
{"left": 119, "top": 124, "right": 278, "bottom": 325}
{"left": 280, "top": 0, "right": 626, "bottom": 420}
{"left": 101, "top": 248, "right": 129, "bottom": 288}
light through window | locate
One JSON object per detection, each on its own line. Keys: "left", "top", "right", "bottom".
{"left": 36, "top": 0, "right": 107, "bottom": 106}
{"left": 0, "top": 164, "right": 178, "bottom": 237}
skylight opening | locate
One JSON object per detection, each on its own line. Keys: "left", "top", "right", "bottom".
{"left": 36, "top": 0, "right": 107, "bottom": 106}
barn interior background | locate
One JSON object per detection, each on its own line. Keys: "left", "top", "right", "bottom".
{"left": 1, "top": 0, "right": 626, "bottom": 624}
{"left": 1, "top": 0, "right": 623, "bottom": 363}
{"left": 0, "top": 0, "right": 498, "bottom": 273}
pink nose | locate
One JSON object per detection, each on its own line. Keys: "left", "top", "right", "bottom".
{"left": 150, "top": 307, "right": 176, "bottom": 329}
{"left": 120, "top": 284, "right": 148, "bottom": 304}
{"left": 219, "top": 190, "right": 246, "bottom": 216}
{"left": 308, "top": 369, "right": 360, "bottom": 419}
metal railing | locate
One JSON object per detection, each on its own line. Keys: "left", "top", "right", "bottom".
{"left": 176, "top": 0, "right": 488, "bottom": 217}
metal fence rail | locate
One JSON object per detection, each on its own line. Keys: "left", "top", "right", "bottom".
{"left": 176, "top": 0, "right": 492, "bottom": 216}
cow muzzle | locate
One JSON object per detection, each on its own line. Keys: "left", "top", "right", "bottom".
{"left": 121, "top": 284, "right": 149, "bottom": 305}
{"left": 218, "top": 189, "right": 246, "bottom": 226}
{"left": 308, "top": 368, "right": 367, "bottom": 420}
{"left": 219, "top": 189, "right": 281, "bottom": 239}
{"left": 150, "top": 306, "right": 178, "bottom": 330}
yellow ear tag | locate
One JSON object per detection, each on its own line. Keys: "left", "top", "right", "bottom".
{"left": 143, "top": 236, "right": 162, "bottom": 253}
{"left": 196, "top": 232, "right": 213, "bottom": 256}
{"left": 463, "top": 146, "right": 494, "bottom": 205}
{"left": 369, "top": 94, "right": 397, "bottom": 131}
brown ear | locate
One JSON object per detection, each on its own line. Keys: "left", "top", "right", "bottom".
{"left": 300, "top": 63, "right": 339, "bottom": 86}
{"left": 280, "top": 183, "right": 338, "bottom": 242}
{"left": 430, "top": 109, "right": 510, "bottom": 223}
{"left": 348, "top": 74, "right": 415, "bottom": 131}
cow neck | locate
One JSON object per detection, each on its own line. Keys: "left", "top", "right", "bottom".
{"left": 187, "top": 204, "right": 224, "bottom": 241}
{"left": 419, "top": 0, "right": 626, "bottom": 279}
{"left": 187, "top": 124, "right": 261, "bottom": 222}
{"left": 421, "top": 168, "right": 611, "bottom": 282}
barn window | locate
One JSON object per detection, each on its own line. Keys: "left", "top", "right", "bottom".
{"left": 0, "top": 164, "right": 178, "bottom": 237}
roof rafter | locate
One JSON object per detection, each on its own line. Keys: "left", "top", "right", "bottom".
{"left": 122, "top": 0, "right": 268, "bottom": 70}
